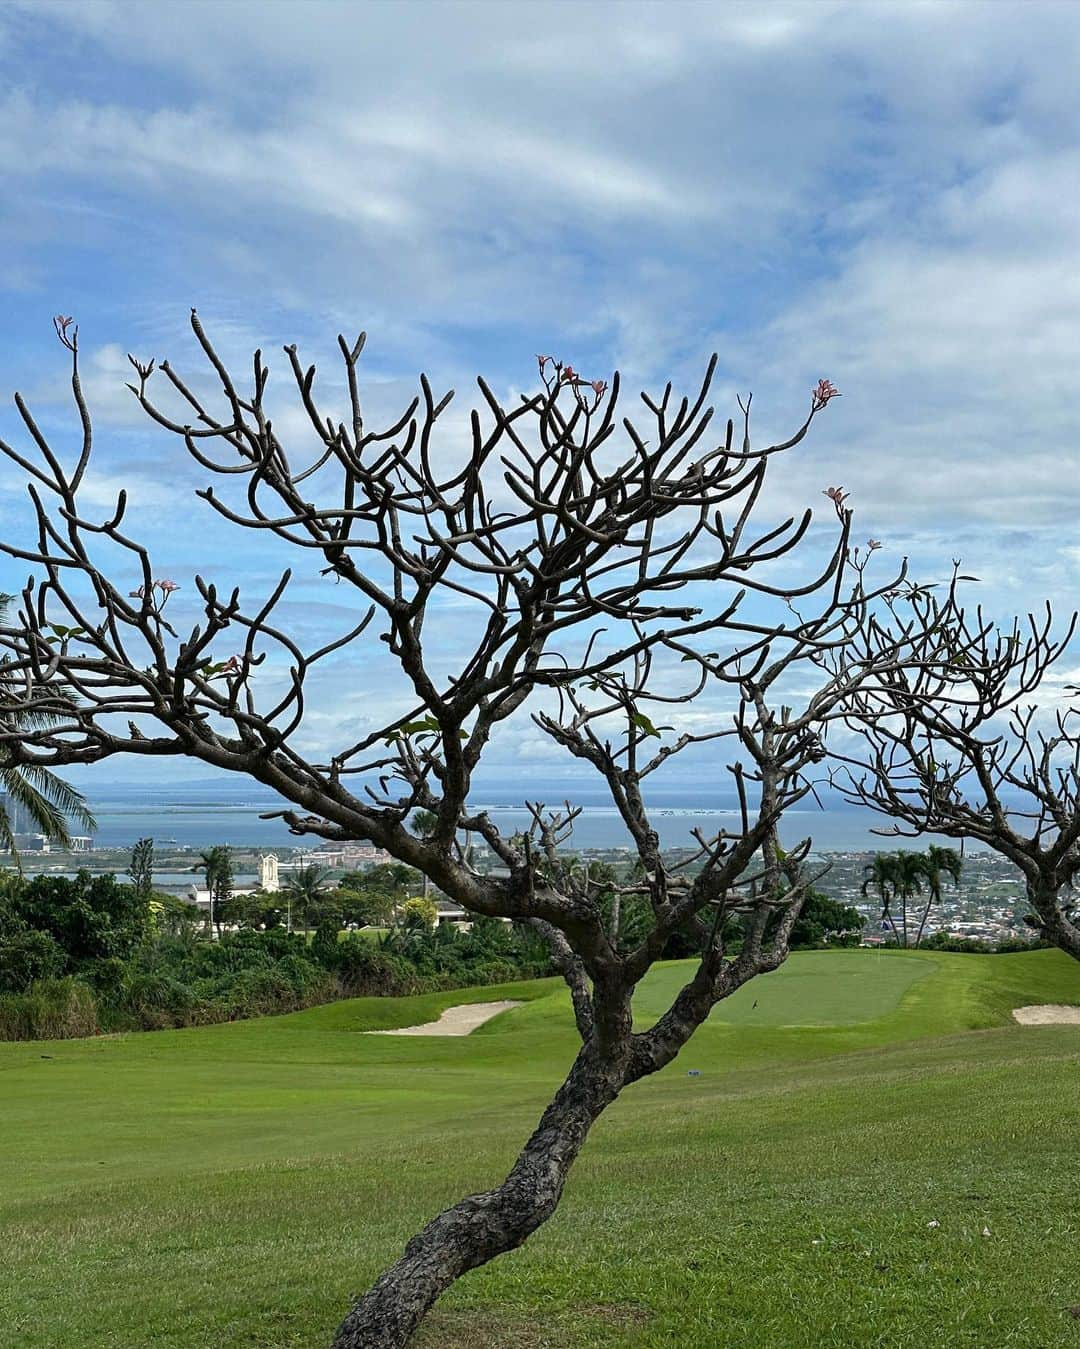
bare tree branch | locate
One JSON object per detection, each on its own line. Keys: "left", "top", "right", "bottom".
{"left": 0, "top": 317, "right": 886, "bottom": 1348}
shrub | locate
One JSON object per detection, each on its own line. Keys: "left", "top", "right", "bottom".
{"left": 920, "top": 932, "right": 1047, "bottom": 953}
{"left": 0, "top": 978, "right": 99, "bottom": 1041}
{"left": 12, "top": 872, "right": 150, "bottom": 971}
{"left": 311, "top": 917, "right": 341, "bottom": 967}
{"left": 0, "top": 892, "right": 552, "bottom": 1039}
{"left": 0, "top": 924, "right": 65, "bottom": 993}
{"left": 333, "top": 936, "right": 421, "bottom": 996}
{"left": 400, "top": 896, "right": 438, "bottom": 931}
{"left": 120, "top": 971, "right": 198, "bottom": 1028}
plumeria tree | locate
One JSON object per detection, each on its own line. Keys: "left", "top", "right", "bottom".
{"left": 0, "top": 314, "right": 907, "bottom": 1346}
{"left": 836, "top": 574, "right": 1080, "bottom": 961}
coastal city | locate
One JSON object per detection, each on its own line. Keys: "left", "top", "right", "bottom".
{"left": 1, "top": 788, "right": 1037, "bottom": 946}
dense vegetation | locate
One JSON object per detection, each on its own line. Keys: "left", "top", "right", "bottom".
{"left": 0, "top": 854, "right": 872, "bottom": 1042}
{"left": 0, "top": 865, "right": 553, "bottom": 1040}
{"left": 0, "top": 853, "right": 873, "bottom": 1041}
{"left": 3, "top": 948, "right": 1078, "bottom": 1347}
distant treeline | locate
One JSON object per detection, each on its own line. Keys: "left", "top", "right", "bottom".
{"left": 0, "top": 868, "right": 553, "bottom": 1040}
{"left": 0, "top": 858, "right": 877, "bottom": 1042}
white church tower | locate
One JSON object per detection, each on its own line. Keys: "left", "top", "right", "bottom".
{"left": 259, "top": 853, "right": 280, "bottom": 892}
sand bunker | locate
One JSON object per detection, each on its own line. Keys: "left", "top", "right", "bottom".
{"left": 1012, "top": 1004, "right": 1080, "bottom": 1025}
{"left": 368, "top": 1000, "right": 523, "bottom": 1036}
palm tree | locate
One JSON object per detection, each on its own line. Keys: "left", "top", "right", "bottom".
{"left": 914, "top": 845, "right": 963, "bottom": 947}
{"left": 283, "top": 862, "right": 330, "bottom": 932}
{"left": 891, "top": 850, "right": 928, "bottom": 948}
{"left": 0, "top": 595, "right": 96, "bottom": 861}
{"left": 862, "top": 853, "right": 899, "bottom": 943}
{"left": 195, "top": 845, "right": 233, "bottom": 935}
{"left": 413, "top": 810, "right": 438, "bottom": 903}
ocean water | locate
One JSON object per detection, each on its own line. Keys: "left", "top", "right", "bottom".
{"left": 80, "top": 793, "right": 931, "bottom": 854}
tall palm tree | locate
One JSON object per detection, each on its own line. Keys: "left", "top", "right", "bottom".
{"left": 283, "top": 862, "right": 330, "bottom": 932}
{"left": 413, "top": 810, "right": 438, "bottom": 902}
{"left": 862, "top": 853, "right": 899, "bottom": 943}
{"left": 194, "top": 844, "right": 233, "bottom": 935}
{"left": 0, "top": 594, "right": 96, "bottom": 861}
{"left": 914, "top": 845, "right": 963, "bottom": 947}
{"left": 891, "top": 850, "right": 928, "bottom": 948}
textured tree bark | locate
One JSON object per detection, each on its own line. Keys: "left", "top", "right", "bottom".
{"left": 1027, "top": 880, "right": 1080, "bottom": 961}
{"left": 331, "top": 1048, "right": 624, "bottom": 1349}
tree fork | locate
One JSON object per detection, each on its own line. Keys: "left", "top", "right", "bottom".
{"left": 0, "top": 317, "right": 884, "bottom": 1344}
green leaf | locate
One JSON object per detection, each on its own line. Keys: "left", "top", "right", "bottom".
{"left": 401, "top": 715, "right": 441, "bottom": 736}
{"left": 631, "top": 710, "right": 660, "bottom": 739}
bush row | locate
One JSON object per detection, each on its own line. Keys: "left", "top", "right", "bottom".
{"left": 0, "top": 872, "right": 553, "bottom": 1039}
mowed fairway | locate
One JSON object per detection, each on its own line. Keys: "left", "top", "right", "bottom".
{"left": 3, "top": 951, "right": 1080, "bottom": 1349}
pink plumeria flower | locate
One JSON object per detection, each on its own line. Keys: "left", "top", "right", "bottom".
{"left": 155, "top": 579, "right": 180, "bottom": 594}
{"left": 867, "top": 539, "right": 883, "bottom": 551}
{"left": 812, "top": 379, "right": 841, "bottom": 411}
{"left": 53, "top": 314, "right": 78, "bottom": 350}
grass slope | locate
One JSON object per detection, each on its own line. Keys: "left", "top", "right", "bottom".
{"left": 2, "top": 951, "right": 1079, "bottom": 1348}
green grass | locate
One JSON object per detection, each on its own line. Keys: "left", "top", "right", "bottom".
{"left": 2, "top": 950, "right": 1079, "bottom": 1347}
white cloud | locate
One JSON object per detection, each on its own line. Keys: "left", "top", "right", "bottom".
{"left": 4, "top": 0, "right": 1080, "bottom": 762}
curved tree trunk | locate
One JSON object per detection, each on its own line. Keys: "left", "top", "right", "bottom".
{"left": 331, "top": 1047, "right": 624, "bottom": 1349}
{"left": 1027, "top": 880, "right": 1080, "bottom": 961}
{"left": 913, "top": 884, "right": 938, "bottom": 949}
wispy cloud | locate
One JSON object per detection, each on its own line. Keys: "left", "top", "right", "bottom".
{"left": 2, "top": 0, "right": 1080, "bottom": 779}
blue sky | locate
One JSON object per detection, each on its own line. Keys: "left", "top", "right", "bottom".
{"left": 2, "top": 0, "right": 1080, "bottom": 792}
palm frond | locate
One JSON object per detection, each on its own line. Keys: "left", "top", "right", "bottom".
{"left": 0, "top": 768, "right": 72, "bottom": 845}
{"left": 0, "top": 801, "right": 19, "bottom": 871}
{"left": 12, "top": 762, "right": 96, "bottom": 832}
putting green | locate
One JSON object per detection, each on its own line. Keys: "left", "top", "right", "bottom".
{"left": 634, "top": 949, "right": 937, "bottom": 1027}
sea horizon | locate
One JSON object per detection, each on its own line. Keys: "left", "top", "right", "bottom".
{"left": 69, "top": 782, "right": 974, "bottom": 855}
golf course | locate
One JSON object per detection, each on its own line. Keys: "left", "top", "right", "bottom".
{"left": 3, "top": 948, "right": 1079, "bottom": 1348}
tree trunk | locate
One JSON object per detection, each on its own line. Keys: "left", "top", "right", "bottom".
{"left": 331, "top": 1047, "right": 623, "bottom": 1349}
{"left": 1027, "top": 880, "right": 1080, "bottom": 961}
{"left": 608, "top": 891, "right": 622, "bottom": 948}
{"left": 913, "top": 884, "right": 938, "bottom": 949}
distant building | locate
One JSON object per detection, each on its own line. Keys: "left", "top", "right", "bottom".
{"left": 435, "top": 899, "right": 470, "bottom": 928}
{"left": 298, "top": 842, "right": 392, "bottom": 869}
{"left": 259, "top": 853, "right": 280, "bottom": 892}
{"left": 0, "top": 791, "right": 95, "bottom": 853}
{"left": 7, "top": 831, "right": 94, "bottom": 854}
{"left": 0, "top": 791, "right": 41, "bottom": 837}
{"left": 12, "top": 833, "right": 50, "bottom": 853}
